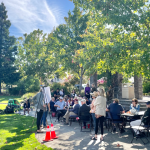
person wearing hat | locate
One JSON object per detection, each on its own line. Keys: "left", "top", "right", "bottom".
{"left": 54, "top": 97, "right": 66, "bottom": 121}
{"left": 90, "top": 91, "right": 99, "bottom": 130}
{"left": 63, "top": 99, "right": 80, "bottom": 125}
{"left": 130, "top": 101, "right": 150, "bottom": 137}
{"left": 78, "top": 99, "right": 91, "bottom": 128}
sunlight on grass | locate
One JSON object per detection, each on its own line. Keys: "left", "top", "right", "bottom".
{"left": 0, "top": 114, "right": 53, "bottom": 150}
{"left": 0, "top": 104, "right": 7, "bottom": 110}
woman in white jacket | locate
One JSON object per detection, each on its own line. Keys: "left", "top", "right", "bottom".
{"left": 91, "top": 88, "right": 106, "bottom": 141}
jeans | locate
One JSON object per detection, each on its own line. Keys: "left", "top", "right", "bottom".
{"left": 91, "top": 113, "right": 96, "bottom": 130}
{"left": 37, "top": 110, "right": 43, "bottom": 130}
{"left": 95, "top": 116, "right": 104, "bottom": 135}
{"left": 41, "top": 111, "right": 48, "bottom": 126}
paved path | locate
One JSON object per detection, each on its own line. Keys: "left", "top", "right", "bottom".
{"left": 18, "top": 110, "right": 150, "bottom": 150}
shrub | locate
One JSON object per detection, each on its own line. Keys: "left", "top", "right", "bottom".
{"left": 50, "top": 82, "right": 70, "bottom": 95}
{"left": 21, "top": 92, "right": 37, "bottom": 99}
{"left": 143, "top": 81, "right": 150, "bottom": 93}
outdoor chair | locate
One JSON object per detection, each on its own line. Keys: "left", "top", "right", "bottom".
{"left": 105, "top": 112, "right": 112, "bottom": 131}
{"left": 80, "top": 116, "right": 92, "bottom": 132}
{"left": 107, "top": 111, "right": 124, "bottom": 135}
{"left": 69, "top": 115, "right": 79, "bottom": 126}
{"left": 130, "top": 121, "right": 150, "bottom": 145}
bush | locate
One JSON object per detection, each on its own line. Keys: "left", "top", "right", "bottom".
{"left": 50, "top": 82, "right": 70, "bottom": 95}
{"left": 21, "top": 92, "right": 37, "bottom": 99}
{"left": 143, "top": 81, "right": 150, "bottom": 93}
{"left": 8, "top": 87, "right": 20, "bottom": 95}
{"left": 8, "top": 76, "right": 40, "bottom": 95}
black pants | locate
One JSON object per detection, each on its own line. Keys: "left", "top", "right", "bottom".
{"left": 57, "top": 110, "right": 66, "bottom": 121}
{"left": 95, "top": 116, "right": 104, "bottom": 135}
{"left": 37, "top": 110, "right": 43, "bottom": 130}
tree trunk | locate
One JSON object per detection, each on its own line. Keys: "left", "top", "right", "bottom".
{"left": 90, "top": 72, "right": 97, "bottom": 89}
{"left": 79, "top": 67, "right": 83, "bottom": 94}
{"left": 134, "top": 75, "right": 143, "bottom": 99}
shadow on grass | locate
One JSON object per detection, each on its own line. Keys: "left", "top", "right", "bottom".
{"left": 0, "top": 114, "right": 53, "bottom": 150}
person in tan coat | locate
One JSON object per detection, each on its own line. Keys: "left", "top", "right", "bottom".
{"left": 91, "top": 88, "right": 106, "bottom": 141}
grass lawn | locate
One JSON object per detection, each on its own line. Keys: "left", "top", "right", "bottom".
{"left": 0, "top": 114, "right": 53, "bottom": 150}
{"left": 0, "top": 96, "right": 22, "bottom": 103}
{"left": 0, "top": 104, "right": 7, "bottom": 110}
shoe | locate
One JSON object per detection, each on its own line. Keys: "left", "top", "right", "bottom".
{"left": 113, "top": 128, "right": 116, "bottom": 133}
{"left": 120, "top": 128, "right": 125, "bottom": 134}
{"left": 64, "top": 123, "right": 69, "bottom": 125}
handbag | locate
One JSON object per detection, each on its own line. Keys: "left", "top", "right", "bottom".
{"left": 52, "top": 112, "right": 56, "bottom": 117}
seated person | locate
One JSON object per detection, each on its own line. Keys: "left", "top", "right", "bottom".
{"left": 63, "top": 99, "right": 80, "bottom": 125}
{"left": 78, "top": 99, "right": 91, "bottom": 128}
{"left": 86, "top": 97, "right": 91, "bottom": 105}
{"left": 50, "top": 97, "right": 56, "bottom": 112}
{"left": 130, "top": 98, "right": 140, "bottom": 112}
{"left": 23, "top": 99, "right": 30, "bottom": 115}
{"left": 54, "top": 97, "right": 66, "bottom": 121}
{"left": 106, "top": 98, "right": 125, "bottom": 133}
{"left": 68, "top": 98, "right": 74, "bottom": 106}
{"left": 130, "top": 101, "right": 150, "bottom": 137}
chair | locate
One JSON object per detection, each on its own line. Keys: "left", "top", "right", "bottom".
{"left": 80, "top": 116, "right": 92, "bottom": 132}
{"left": 69, "top": 115, "right": 78, "bottom": 126}
{"left": 130, "top": 121, "right": 150, "bottom": 144}
{"left": 105, "top": 112, "right": 112, "bottom": 131}
{"left": 107, "top": 111, "right": 124, "bottom": 135}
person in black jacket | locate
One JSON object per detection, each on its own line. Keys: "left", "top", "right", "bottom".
{"left": 130, "top": 101, "right": 150, "bottom": 136}
{"left": 50, "top": 97, "right": 56, "bottom": 112}
{"left": 23, "top": 99, "right": 30, "bottom": 115}
{"left": 78, "top": 99, "right": 91, "bottom": 128}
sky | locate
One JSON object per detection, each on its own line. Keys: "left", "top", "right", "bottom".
{"left": 1, "top": 0, "right": 74, "bottom": 37}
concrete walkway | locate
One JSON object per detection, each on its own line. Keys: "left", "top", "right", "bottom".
{"left": 19, "top": 110, "right": 150, "bottom": 150}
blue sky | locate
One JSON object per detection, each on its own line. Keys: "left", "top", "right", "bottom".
{"left": 1, "top": 0, "right": 74, "bottom": 37}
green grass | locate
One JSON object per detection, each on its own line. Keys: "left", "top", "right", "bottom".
{"left": 0, "top": 96, "right": 22, "bottom": 103}
{"left": 0, "top": 114, "right": 53, "bottom": 150}
{"left": 0, "top": 104, "right": 7, "bottom": 110}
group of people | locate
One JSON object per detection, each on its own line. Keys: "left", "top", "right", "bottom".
{"left": 30, "top": 85, "right": 150, "bottom": 140}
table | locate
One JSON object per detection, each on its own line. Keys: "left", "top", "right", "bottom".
{"left": 121, "top": 111, "right": 145, "bottom": 117}
{"left": 121, "top": 111, "right": 145, "bottom": 126}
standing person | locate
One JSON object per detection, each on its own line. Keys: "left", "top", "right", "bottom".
{"left": 90, "top": 92, "right": 99, "bottom": 130}
{"left": 85, "top": 84, "right": 91, "bottom": 99}
{"left": 60, "top": 89, "right": 64, "bottom": 97}
{"left": 32, "top": 88, "right": 46, "bottom": 133}
{"left": 54, "top": 88, "right": 60, "bottom": 100}
{"left": 91, "top": 84, "right": 97, "bottom": 93}
{"left": 40, "top": 88, "right": 50, "bottom": 128}
{"left": 23, "top": 99, "right": 30, "bottom": 115}
{"left": 71, "top": 90, "right": 77, "bottom": 98}
{"left": 92, "top": 88, "right": 106, "bottom": 141}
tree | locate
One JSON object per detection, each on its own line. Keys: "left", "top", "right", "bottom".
{"left": 0, "top": 3, "right": 19, "bottom": 93}
{"left": 72, "top": 0, "right": 150, "bottom": 78}
{"left": 53, "top": 6, "right": 89, "bottom": 93}
{"left": 16, "top": 29, "right": 58, "bottom": 83}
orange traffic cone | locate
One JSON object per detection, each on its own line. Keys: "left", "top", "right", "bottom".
{"left": 51, "top": 124, "right": 58, "bottom": 139}
{"left": 43, "top": 125, "right": 52, "bottom": 141}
